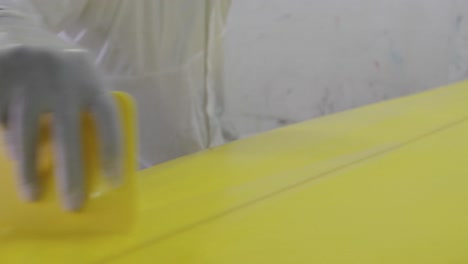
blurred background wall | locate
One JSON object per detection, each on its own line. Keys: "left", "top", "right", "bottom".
{"left": 223, "top": 0, "right": 468, "bottom": 138}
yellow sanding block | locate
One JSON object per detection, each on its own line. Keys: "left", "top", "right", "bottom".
{"left": 0, "top": 92, "right": 137, "bottom": 236}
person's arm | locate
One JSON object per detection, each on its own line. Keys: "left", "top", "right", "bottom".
{"left": 0, "top": 1, "right": 122, "bottom": 211}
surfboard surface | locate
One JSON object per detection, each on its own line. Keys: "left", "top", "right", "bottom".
{"left": 2, "top": 81, "right": 468, "bottom": 263}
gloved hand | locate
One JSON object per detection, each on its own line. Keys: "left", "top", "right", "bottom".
{"left": 0, "top": 46, "right": 122, "bottom": 211}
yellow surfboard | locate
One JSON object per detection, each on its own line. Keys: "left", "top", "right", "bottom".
{"left": 1, "top": 81, "right": 468, "bottom": 263}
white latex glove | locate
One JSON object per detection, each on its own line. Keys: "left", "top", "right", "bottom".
{"left": 0, "top": 46, "right": 122, "bottom": 211}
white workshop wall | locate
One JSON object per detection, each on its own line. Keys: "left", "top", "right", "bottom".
{"left": 223, "top": 0, "right": 468, "bottom": 138}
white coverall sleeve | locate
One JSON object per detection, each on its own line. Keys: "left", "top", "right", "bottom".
{"left": 6, "top": 0, "right": 232, "bottom": 166}
{"left": 0, "top": 0, "right": 80, "bottom": 49}
{"left": 28, "top": 0, "right": 233, "bottom": 166}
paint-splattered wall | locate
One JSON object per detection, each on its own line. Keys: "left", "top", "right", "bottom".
{"left": 223, "top": 0, "right": 468, "bottom": 138}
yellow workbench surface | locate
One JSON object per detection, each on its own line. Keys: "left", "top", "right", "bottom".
{"left": 2, "top": 81, "right": 468, "bottom": 263}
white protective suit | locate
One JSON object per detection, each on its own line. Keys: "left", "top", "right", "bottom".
{"left": 2, "top": 0, "right": 233, "bottom": 167}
